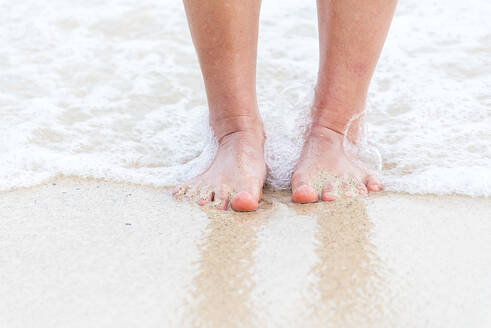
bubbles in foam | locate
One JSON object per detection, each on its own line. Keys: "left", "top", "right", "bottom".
{"left": 339, "top": 111, "right": 384, "bottom": 175}
{"left": 0, "top": 0, "right": 490, "bottom": 197}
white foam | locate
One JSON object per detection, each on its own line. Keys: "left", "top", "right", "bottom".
{"left": 0, "top": 0, "right": 490, "bottom": 196}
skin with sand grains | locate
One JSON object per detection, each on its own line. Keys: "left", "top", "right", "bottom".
{"left": 174, "top": 0, "right": 396, "bottom": 211}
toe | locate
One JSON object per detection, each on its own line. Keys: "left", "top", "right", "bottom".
{"left": 321, "top": 183, "right": 337, "bottom": 202}
{"left": 356, "top": 182, "right": 368, "bottom": 195}
{"left": 197, "top": 189, "right": 214, "bottom": 206}
{"left": 213, "top": 190, "right": 230, "bottom": 210}
{"left": 292, "top": 184, "right": 318, "bottom": 203}
{"left": 186, "top": 184, "right": 201, "bottom": 199}
{"left": 342, "top": 182, "right": 354, "bottom": 197}
{"left": 231, "top": 191, "right": 259, "bottom": 211}
{"left": 173, "top": 185, "right": 188, "bottom": 198}
{"left": 366, "top": 175, "right": 382, "bottom": 192}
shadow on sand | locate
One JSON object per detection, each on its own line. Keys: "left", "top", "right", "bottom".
{"left": 293, "top": 198, "right": 387, "bottom": 327}
{"left": 185, "top": 190, "right": 386, "bottom": 327}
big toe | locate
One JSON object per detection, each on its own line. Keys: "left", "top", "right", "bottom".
{"left": 231, "top": 191, "right": 259, "bottom": 212}
{"left": 366, "top": 176, "right": 382, "bottom": 192}
{"left": 292, "top": 184, "right": 318, "bottom": 203}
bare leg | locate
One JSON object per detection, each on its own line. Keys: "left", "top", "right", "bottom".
{"left": 292, "top": 0, "right": 397, "bottom": 203}
{"left": 175, "top": 0, "right": 266, "bottom": 211}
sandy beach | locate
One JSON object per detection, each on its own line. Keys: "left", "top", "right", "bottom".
{"left": 1, "top": 178, "right": 490, "bottom": 327}
{"left": 1, "top": 0, "right": 490, "bottom": 326}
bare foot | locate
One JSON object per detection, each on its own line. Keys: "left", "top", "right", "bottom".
{"left": 291, "top": 125, "right": 381, "bottom": 203}
{"left": 174, "top": 129, "right": 267, "bottom": 211}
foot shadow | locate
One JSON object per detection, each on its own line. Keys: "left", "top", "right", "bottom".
{"left": 185, "top": 206, "right": 270, "bottom": 327}
{"left": 292, "top": 199, "right": 387, "bottom": 327}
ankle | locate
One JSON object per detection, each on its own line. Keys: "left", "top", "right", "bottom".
{"left": 211, "top": 114, "right": 265, "bottom": 144}
{"left": 312, "top": 86, "right": 366, "bottom": 137}
{"left": 219, "top": 130, "right": 266, "bottom": 153}
{"left": 310, "top": 104, "right": 364, "bottom": 143}
{"left": 308, "top": 124, "right": 344, "bottom": 146}
{"left": 310, "top": 120, "right": 362, "bottom": 146}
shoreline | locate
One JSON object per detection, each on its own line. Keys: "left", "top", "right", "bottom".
{"left": 1, "top": 175, "right": 487, "bottom": 201}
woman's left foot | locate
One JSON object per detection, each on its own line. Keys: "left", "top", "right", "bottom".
{"left": 291, "top": 125, "right": 382, "bottom": 203}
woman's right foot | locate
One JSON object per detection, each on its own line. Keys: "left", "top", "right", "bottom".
{"left": 173, "top": 128, "right": 267, "bottom": 212}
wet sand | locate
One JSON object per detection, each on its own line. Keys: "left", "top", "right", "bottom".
{"left": 1, "top": 178, "right": 490, "bottom": 327}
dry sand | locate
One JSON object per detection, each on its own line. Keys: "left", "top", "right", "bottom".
{"left": 1, "top": 178, "right": 490, "bottom": 327}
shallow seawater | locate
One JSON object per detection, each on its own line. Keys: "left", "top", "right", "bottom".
{"left": 1, "top": 0, "right": 490, "bottom": 196}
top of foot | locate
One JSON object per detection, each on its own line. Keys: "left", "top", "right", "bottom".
{"left": 174, "top": 130, "right": 267, "bottom": 211}
{"left": 291, "top": 125, "right": 381, "bottom": 203}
